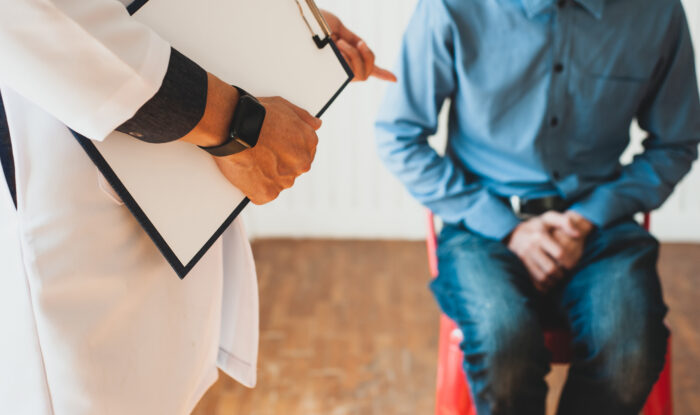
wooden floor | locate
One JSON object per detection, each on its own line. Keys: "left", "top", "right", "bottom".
{"left": 193, "top": 241, "right": 700, "bottom": 415}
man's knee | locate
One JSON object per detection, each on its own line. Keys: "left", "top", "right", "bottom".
{"left": 432, "top": 224, "right": 530, "bottom": 318}
{"left": 464, "top": 302, "right": 549, "bottom": 402}
{"left": 580, "top": 301, "right": 669, "bottom": 405}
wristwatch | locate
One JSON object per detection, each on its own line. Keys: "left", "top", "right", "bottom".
{"left": 199, "top": 86, "right": 266, "bottom": 157}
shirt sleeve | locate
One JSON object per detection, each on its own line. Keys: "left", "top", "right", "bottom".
{"left": 0, "top": 0, "right": 171, "bottom": 140}
{"left": 116, "top": 48, "right": 208, "bottom": 143}
{"left": 375, "top": 0, "right": 521, "bottom": 240}
{"left": 570, "top": 3, "right": 700, "bottom": 227}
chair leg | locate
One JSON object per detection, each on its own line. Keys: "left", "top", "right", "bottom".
{"left": 642, "top": 335, "right": 673, "bottom": 415}
{"left": 435, "top": 314, "right": 477, "bottom": 415}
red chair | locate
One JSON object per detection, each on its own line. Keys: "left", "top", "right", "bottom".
{"left": 426, "top": 211, "right": 672, "bottom": 415}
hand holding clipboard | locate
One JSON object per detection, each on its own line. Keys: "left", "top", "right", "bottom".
{"left": 318, "top": 10, "right": 397, "bottom": 83}
{"left": 199, "top": 6, "right": 396, "bottom": 205}
{"left": 74, "top": 0, "right": 396, "bottom": 278}
{"left": 208, "top": 94, "right": 324, "bottom": 205}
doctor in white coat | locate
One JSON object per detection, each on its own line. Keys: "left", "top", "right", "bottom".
{"left": 0, "top": 1, "right": 394, "bottom": 414}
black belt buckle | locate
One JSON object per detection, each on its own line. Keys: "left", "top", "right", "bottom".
{"left": 509, "top": 195, "right": 568, "bottom": 220}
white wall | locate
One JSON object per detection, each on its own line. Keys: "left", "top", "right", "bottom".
{"left": 244, "top": 0, "right": 700, "bottom": 242}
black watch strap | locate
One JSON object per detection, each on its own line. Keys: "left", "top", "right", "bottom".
{"left": 199, "top": 87, "right": 264, "bottom": 157}
{"left": 199, "top": 133, "right": 251, "bottom": 157}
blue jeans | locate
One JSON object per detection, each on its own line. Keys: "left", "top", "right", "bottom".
{"left": 430, "top": 219, "right": 669, "bottom": 415}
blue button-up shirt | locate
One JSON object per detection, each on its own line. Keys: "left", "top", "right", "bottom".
{"left": 375, "top": 0, "right": 700, "bottom": 239}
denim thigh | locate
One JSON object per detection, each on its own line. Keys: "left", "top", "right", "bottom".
{"left": 430, "top": 223, "right": 550, "bottom": 415}
{"left": 555, "top": 219, "right": 669, "bottom": 414}
{"left": 430, "top": 223, "right": 542, "bottom": 325}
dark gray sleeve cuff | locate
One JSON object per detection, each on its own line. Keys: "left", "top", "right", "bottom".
{"left": 116, "top": 48, "right": 208, "bottom": 143}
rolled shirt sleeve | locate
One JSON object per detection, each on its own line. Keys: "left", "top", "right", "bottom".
{"left": 0, "top": 0, "right": 210, "bottom": 208}
{"left": 570, "top": 3, "right": 700, "bottom": 227}
{"left": 0, "top": 0, "right": 172, "bottom": 140}
{"left": 116, "top": 48, "right": 208, "bottom": 143}
{"left": 375, "top": 0, "right": 521, "bottom": 240}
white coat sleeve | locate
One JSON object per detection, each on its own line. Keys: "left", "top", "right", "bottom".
{"left": 0, "top": 0, "right": 171, "bottom": 140}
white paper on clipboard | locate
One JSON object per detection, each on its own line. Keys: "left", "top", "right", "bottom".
{"left": 74, "top": 0, "right": 352, "bottom": 278}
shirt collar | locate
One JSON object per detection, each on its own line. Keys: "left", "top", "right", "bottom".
{"left": 522, "top": 0, "right": 604, "bottom": 19}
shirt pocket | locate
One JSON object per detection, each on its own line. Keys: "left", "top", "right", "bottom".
{"left": 567, "top": 63, "right": 650, "bottom": 150}
{"left": 570, "top": 39, "right": 660, "bottom": 82}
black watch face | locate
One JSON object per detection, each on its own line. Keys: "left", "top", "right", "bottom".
{"left": 235, "top": 96, "right": 266, "bottom": 148}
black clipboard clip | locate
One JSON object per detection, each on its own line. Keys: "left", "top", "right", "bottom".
{"left": 295, "top": 0, "right": 333, "bottom": 49}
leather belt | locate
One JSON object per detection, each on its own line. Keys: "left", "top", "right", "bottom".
{"left": 507, "top": 195, "right": 569, "bottom": 220}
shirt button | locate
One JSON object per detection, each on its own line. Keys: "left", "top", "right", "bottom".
{"left": 554, "top": 63, "right": 564, "bottom": 73}
{"left": 550, "top": 117, "right": 559, "bottom": 127}
{"left": 553, "top": 171, "right": 561, "bottom": 180}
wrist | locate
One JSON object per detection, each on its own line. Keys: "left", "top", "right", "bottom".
{"left": 579, "top": 220, "right": 595, "bottom": 237}
{"left": 181, "top": 73, "right": 239, "bottom": 148}
{"left": 503, "top": 222, "right": 524, "bottom": 245}
{"left": 566, "top": 210, "right": 595, "bottom": 236}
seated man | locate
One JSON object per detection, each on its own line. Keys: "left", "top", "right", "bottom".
{"left": 375, "top": 0, "right": 699, "bottom": 414}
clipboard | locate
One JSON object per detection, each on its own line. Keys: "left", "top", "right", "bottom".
{"left": 72, "top": 0, "right": 353, "bottom": 279}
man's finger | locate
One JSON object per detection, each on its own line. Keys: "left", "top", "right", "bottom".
{"left": 539, "top": 232, "right": 564, "bottom": 264}
{"left": 525, "top": 258, "right": 552, "bottom": 293}
{"left": 371, "top": 66, "right": 398, "bottom": 82}
{"left": 521, "top": 257, "right": 547, "bottom": 291}
{"left": 551, "top": 229, "right": 579, "bottom": 269}
{"left": 532, "top": 248, "right": 564, "bottom": 280}
{"left": 541, "top": 211, "right": 580, "bottom": 238}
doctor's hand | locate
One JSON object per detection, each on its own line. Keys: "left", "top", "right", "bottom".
{"left": 182, "top": 74, "right": 321, "bottom": 205}
{"left": 214, "top": 96, "right": 321, "bottom": 205}
{"left": 182, "top": 74, "right": 320, "bottom": 205}
{"left": 320, "top": 10, "right": 397, "bottom": 83}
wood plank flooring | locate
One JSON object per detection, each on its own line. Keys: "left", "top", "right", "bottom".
{"left": 192, "top": 241, "right": 700, "bottom": 415}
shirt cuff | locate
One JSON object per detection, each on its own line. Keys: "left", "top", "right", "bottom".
{"left": 569, "top": 187, "right": 641, "bottom": 228}
{"left": 116, "top": 48, "right": 208, "bottom": 143}
{"left": 461, "top": 192, "right": 522, "bottom": 240}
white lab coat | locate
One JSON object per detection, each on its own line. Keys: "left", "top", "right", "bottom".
{"left": 0, "top": 1, "right": 259, "bottom": 414}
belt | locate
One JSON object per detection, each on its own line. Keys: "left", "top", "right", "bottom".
{"left": 507, "top": 195, "right": 569, "bottom": 220}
